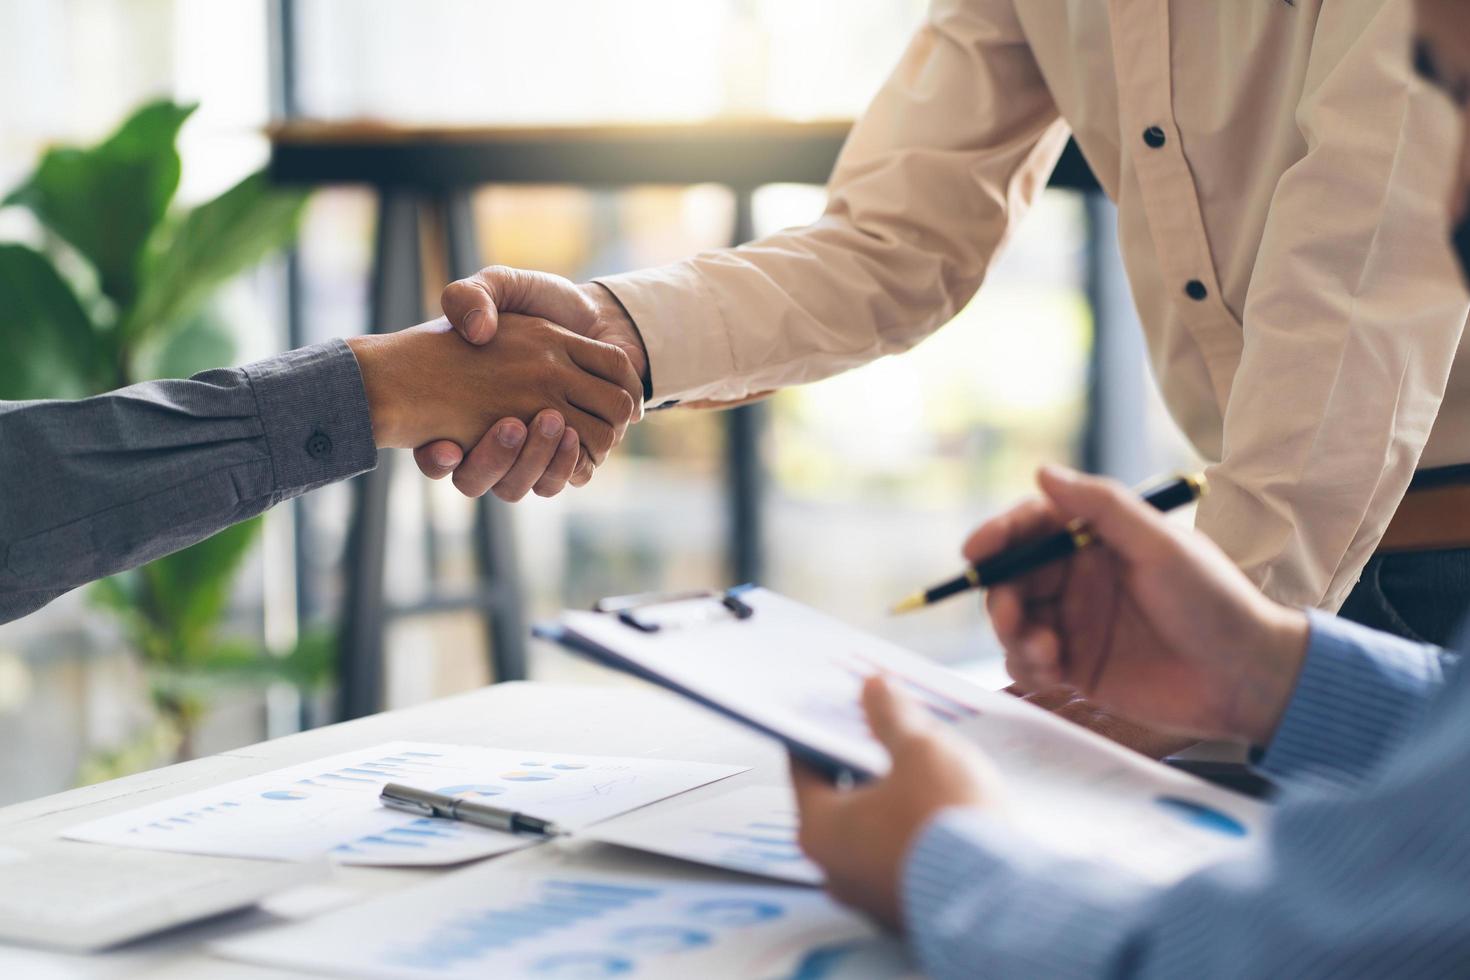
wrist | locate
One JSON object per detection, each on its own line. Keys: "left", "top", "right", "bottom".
{"left": 1236, "top": 604, "right": 1311, "bottom": 746}
{"left": 583, "top": 281, "right": 651, "bottom": 390}
{"left": 345, "top": 334, "right": 410, "bottom": 448}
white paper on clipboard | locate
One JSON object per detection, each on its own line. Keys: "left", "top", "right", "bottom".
{"left": 545, "top": 587, "right": 1270, "bottom": 885}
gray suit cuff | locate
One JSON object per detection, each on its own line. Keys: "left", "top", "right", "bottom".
{"left": 243, "top": 339, "right": 378, "bottom": 502}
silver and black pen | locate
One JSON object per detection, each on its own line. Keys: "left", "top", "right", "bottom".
{"left": 379, "top": 783, "right": 565, "bottom": 837}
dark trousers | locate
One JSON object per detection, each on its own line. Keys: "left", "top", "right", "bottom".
{"left": 1338, "top": 548, "right": 1470, "bottom": 647}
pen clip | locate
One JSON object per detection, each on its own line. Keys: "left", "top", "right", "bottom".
{"left": 379, "top": 783, "right": 447, "bottom": 818}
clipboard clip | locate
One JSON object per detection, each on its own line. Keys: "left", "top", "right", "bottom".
{"left": 592, "top": 587, "right": 756, "bottom": 633}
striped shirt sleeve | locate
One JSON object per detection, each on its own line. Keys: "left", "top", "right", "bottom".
{"left": 1255, "top": 609, "right": 1454, "bottom": 786}
{"left": 901, "top": 622, "right": 1470, "bottom": 978}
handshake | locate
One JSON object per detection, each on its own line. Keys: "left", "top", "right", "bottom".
{"left": 347, "top": 268, "right": 650, "bottom": 502}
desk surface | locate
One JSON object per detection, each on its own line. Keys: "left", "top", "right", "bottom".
{"left": 0, "top": 681, "right": 792, "bottom": 979}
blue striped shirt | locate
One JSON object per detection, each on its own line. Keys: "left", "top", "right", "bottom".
{"left": 904, "top": 610, "right": 1468, "bottom": 978}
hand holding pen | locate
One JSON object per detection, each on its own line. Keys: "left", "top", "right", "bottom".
{"left": 960, "top": 465, "right": 1308, "bottom": 743}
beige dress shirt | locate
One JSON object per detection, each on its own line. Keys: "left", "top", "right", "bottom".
{"left": 599, "top": 0, "right": 1470, "bottom": 611}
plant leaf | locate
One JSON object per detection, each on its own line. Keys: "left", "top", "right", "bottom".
{"left": 0, "top": 243, "right": 104, "bottom": 398}
{"left": 124, "top": 171, "right": 306, "bottom": 344}
{"left": 134, "top": 517, "right": 262, "bottom": 667}
{"left": 133, "top": 308, "right": 237, "bottom": 381}
{"left": 4, "top": 101, "right": 195, "bottom": 311}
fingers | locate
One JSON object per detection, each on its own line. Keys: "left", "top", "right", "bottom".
{"left": 1005, "top": 626, "right": 1065, "bottom": 691}
{"left": 414, "top": 441, "right": 464, "bottom": 480}
{"left": 961, "top": 497, "right": 1058, "bottom": 565}
{"left": 990, "top": 586, "right": 1067, "bottom": 691}
{"left": 569, "top": 452, "right": 597, "bottom": 487}
{"left": 860, "top": 676, "right": 931, "bottom": 751}
{"left": 441, "top": 267, "right": 597, "bottom": 345}
{"left": 566, "top": 337, "right": 645, "bottom": 421}
{"left": 561, "top": 407, "right": 617, "bottom": 464}
{"left": 531, "top": 428, "right": 580, "bottom": 498}
{"left": 1036, "top": 465, "right": 1174, "bottom": 564}
{"left": 789, "top": 756, "right": 839, "bottom": 814}
{"left": 490, "top": 412, "right": 568, "bottom": 502}
{"left": 566, "top": 376, "right": 637, "bottom": 445}
{"left": 450, "top": 418, "right": 528, "bottom": 499}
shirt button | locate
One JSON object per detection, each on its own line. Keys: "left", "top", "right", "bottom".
{"left": 305, "top": 431, "right": 334, "bottom": 459}
{"left": 1184, "top": 280, "right": 1209, "bottom": 302}
{"left": 1142, "top": 125, "right": 1167, "bottom": 149}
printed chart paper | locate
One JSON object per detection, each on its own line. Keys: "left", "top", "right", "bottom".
{"left": 64, "top": 742, "right": 744, "bottom": 867}
{"left": 213, "top": 865, "right": 911, "bottom": 980}
{"left": 587, "top": 785, "right": 822, "bottom": 885}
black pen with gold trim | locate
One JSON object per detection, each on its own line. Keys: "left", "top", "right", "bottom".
{"left": 890, "top": 473, "right": 1207, "bottom": 614}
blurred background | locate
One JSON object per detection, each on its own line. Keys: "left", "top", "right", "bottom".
{"left": 0, "top": 0, "right": 1196, "bottom": 804}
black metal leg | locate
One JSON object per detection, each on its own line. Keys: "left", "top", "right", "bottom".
{"left": 338, "top": 190, "right": 424, "bottom": 719}
{"left": 725, "top": 187, "right": 766, "bottom": 585}
{"left": 442, "top": 189, "right": 529, "bottom": 683}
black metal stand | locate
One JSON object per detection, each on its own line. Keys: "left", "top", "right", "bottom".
{"left": 337, "top": 190, "right": 528, "bottom": 720}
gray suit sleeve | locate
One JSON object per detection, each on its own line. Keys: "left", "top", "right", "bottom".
{"left": 0, "top": 339, "right": 378, "bottom": 624}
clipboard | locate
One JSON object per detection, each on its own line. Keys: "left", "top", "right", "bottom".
{"left": 538, "top": 587, "right": 1273, "bottom": 887}
{"left": 534, "top": 585, "right": 986, "bottom": 784}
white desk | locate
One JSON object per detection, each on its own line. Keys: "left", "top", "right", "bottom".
{"left": 0, "top": 682, "right": 794, "bottom": 978}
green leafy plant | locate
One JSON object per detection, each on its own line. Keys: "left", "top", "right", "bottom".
{"left": 0, "top": 100, "right": 328, "bottom": 778}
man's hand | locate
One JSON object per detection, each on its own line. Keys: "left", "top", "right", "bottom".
{"left": 348, "top": 316, "right": 639, "bottom": 500}
{"left": 415, "top": 267, "right": 650, "bottom": 497}
{"left": 975, "top": 466, "right": 1310, "bottom": 747}
{"left": 791, "top": 676, "right": 996, "bottom": 932}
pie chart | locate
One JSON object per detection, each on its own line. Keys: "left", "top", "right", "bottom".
{"left": 502, "top": 771, "right": 557, "bottom": 782}
{"left": 1156, "top": 796, "right": 1248, "bottom": 837}
{"left": 436, "top": 784, "right": 507, "bottom": 799}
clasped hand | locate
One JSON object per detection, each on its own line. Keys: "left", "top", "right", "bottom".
{"left": 409, "top": 267, "right": 651, "bottom": 500}
{"left": 348, "top": 314, "right": 640, "bottom": 500}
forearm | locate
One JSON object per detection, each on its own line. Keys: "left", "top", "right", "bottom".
{"left": 597, "top": 1, "right": 1067, "bottom": 404}
{"left": 0, "top": 340, "right": 376, "bottom": 623}
{"left": 1255, "top": 609, "right": 1455, "bottom": 785}
{"left": 905, "top": 810, "right": 1158, "bottom": 979}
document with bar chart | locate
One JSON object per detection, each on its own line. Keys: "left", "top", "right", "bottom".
{"left": 64, "top": 742, "right": 744, "bottom": 866}
{"left": 213, "top": 865, "right": 911, "bottom": 979}
{"left": 586, "top": 786, "right": 822, "bottom": 885}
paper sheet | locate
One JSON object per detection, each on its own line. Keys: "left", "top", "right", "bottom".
{"left": 213, "top": 865, "right": 911, "bottom": 980}
{"left": 64, "top": 742, "right": 744, "bottom": 866}
{"left": 560, "top": 589, "right": 1269, "bottom": 885}
{"left": 586, "top": 785, "right": 822, "bottom": 885}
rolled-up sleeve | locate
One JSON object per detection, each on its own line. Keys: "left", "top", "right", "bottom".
{"left": 1193, "top": 2, "right": 1470, "bottom": 610}
{"left": 0, "top": 340, "right": 376, "bottom": 623}
{"left": 596, "top": 0, "right": 1070, "bottom": 404}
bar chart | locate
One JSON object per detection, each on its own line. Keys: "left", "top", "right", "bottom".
{"left": 65, "top": 742, "right": 744, "bottom": 866}
{"left": 214, "top": 866, "right": 902, "bottom": 979}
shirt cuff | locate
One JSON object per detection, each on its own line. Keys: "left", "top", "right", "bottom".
{"left": 594, "top": 262, "right": 736, "bottom": 405}
{"left": 242, "top": 339, "right": 378, "bottom": 502}
{"left": 904, "top": 809, "right": 1151, "bottom": 979}
{"left": 1256, "top": 608, "right": 1449, "bottom": 785}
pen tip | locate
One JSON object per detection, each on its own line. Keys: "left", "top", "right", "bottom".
{"left": 889, "top": 593, "right": 927, "bottom": 616}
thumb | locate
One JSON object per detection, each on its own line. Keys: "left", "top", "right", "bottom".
{"left": 441, "top": 266, "right": 597, "bottom": 345}
{"left": 861, "top": 675, "right": 930, "bottom": 752}
{"left": 1036, "top": 465, "right": 1174, "bottom": 565}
